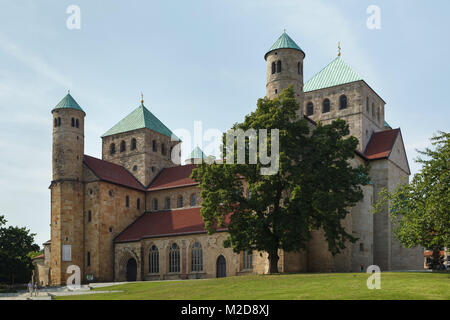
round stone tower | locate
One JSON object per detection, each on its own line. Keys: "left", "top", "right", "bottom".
{"left": 50, "top": 92, "right": 86, "bottom": 285}
{"left": 51, "top": 93, "right": 85, "bottom": 181}
{"left": 265, "top": 31, "right": 305, "bottom": 113}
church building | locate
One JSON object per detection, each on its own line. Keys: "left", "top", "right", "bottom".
{"left": 39, "top": 32, "right": 423, "bottom": 285}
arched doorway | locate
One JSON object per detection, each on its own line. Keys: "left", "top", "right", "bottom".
{"left": 216, "top": 255, "right": 226, "bottom": 278}
{"left": 126, "top": 258, "right": 137, "bottom": 281}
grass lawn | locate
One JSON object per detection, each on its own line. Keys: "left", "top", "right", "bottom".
{"left": 56, "top": 272, "right": 450, "bottom": 300}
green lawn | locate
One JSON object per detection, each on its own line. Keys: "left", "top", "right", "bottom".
{"left": 56, "top": 272, "right": 450, "bottom": 300}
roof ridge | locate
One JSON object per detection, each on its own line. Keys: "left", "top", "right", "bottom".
{"left": 102, "top": 103, "right": 179, "bottom": 140}
{"left": 304, "top": 56, "right": 363, "bottom": 92}
{"left": 53, "top": 93, "right": 85, "bottom": 113}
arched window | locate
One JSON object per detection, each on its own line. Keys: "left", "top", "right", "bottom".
{"left": 191, "top": 242, "right": 203, "bottom": 272}
{"left": 271, "top": 62, "right": 276, "bottom": 74}
{"left": 57, "top": 117, "right": 61, "bottom": 126}
{"left": 137, "top": 198, "right": 140, "bottom": 210}
{"left": 120, "top": 140, "right": 126, "bottom": 152}
{"left": 76, "top": 119, "right": 79, "bottom": 128}
{"left": 152, "top": 140, "right": 157, "bottom": 152}
{"left": 339, "top": 95, "right": 347, "bottom": 110}
{"left": 377, "top": 108, "right": 380, "bottom": 121}
{"left": 149, "top": 245, "right": 159, "bottom": 273}
{"left": 125, "top": 195, "right": 129, "bottom": 208}
{"left": 297, "top": 62, "right": 301, "bottom": 74}
{"left": 110, "top": 143, "right": 116, "bottom": 155}
{"left": 322, "top": 98, "right": 331, "bottom": 113}
{"left": 71, "top": 118, "right": 75, "bottom": 127}
{"left": 177, "top": 195, "right": 183, "bottom": 208}
{"left": 306, "top": 102, "right": 314, "bottom": 116}
{"left": 54, "top": 118, "right": 58, "bottom": 127}
{"left": 372, "top": 103, "right": 375, "bottom": 117}
{"left": 165, "top": 197, "right": 171, "bottom": 209}
{"left": 243, "top": 250, "right": 253, "bottom": 270}
{"left": 88, "top": 210, "right": 92, "bottom": 222}
{"left": 161, "top": 143, "right": 166, "bottom": 155}
{"left": 169, "top": 243, "right": 180, "bottom": 273}
{"left": 366, "top": 97, "right": 369, "bottom": 112}
{"left": 190, "top": 193, "right": 197, "bottom": 206}
{"left": 276, "top": 60, "right": 282, "bottom": 73}
{"left": 131, "top": 138, "right": 137, "bottom": 150}
{"left": 153, "top": 198, "right": 158, "bottom": 211}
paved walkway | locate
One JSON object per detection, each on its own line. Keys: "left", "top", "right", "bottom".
{"left": 0, "top": 285, "right": 123, "bottom": 300}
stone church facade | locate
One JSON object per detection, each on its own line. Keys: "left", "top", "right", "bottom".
{"left": 43, "top": 32, "right": 423, "bottom": 285}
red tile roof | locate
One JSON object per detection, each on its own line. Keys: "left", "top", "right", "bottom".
{"left": 424, "top": 250, "right": 445, "bottom": 257}
{"left": 114, "top": 207, "right": 227, "bottom": 242}
{"left": 364, "top": 129, "right": 400, "bottom": 160}
{"left": 83, "top": 155, "right": 146, "bottom": 191}
{"left": 32, "top": 254, "right": 45, "bottom": 260}
{"left": 147, "top": 164, "right": 198, "bottom": 191}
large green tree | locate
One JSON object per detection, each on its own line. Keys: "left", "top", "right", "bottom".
{"left": 374, "top": 132, "right": 450, "bottom": 269}
{"left": 191, "top": 87, "right": 370, "bottom": 273}
{"left": 0, "top": 215, "right": 40, "bottom": 284}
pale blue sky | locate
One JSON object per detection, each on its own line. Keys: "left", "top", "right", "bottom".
{"left": 0, "top": 1, "right": 448, "bottom": 246}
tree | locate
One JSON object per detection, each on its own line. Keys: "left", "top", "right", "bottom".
{"left": 374, "top": 132, "right": 450, "bottom": 269}
{"left": 0, "top": 215, "right": 40, "bottom": 284}
{"left": 191, "top": 87, "right": 370, "bottom": 273}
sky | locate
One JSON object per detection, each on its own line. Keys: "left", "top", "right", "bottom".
{"left": 0, "top": 0, "right": 448, "bottom": 247}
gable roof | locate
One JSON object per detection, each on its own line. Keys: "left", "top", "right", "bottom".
{"left": 147, "top": 164, "right": 198, "bottom": 191}
{"left": 264, "top": 32, "right": 305, "bottom": 60}
{"left": 304, "top": 56, "right": 363, "bottom": 92}
{"left": 114, "top": 207, "right": 227, "bottom": 243}
{"left": 102, "top": 103, "right": 179, "bottom": 140}
{"left": 364, "top": 129, "right": 400, "bottom": 160}
{"left": 83, "top": 155, "right": 146, "bottom": 191}
{"left": 52, "top": 93, "right": 84, "bottom": 113}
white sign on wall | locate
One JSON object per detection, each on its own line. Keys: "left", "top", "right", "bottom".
{"left": 62, "top": 244, "right": 72, "bottom": 262}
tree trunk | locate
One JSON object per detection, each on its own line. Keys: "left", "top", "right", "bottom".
{"left": 432, "top": 247, "right": 441, "bottom": 270}
{"left": 268, "top": 250, "right": 279, "bottom": 274}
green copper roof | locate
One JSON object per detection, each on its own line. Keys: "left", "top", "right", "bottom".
{"left": 265, "top": 32, "right": 304, "bottom": 60}
{"left": 384, "top": 121, "right": 392, "bottom": 129}
{"left": 52, "top": 93, "right": 84, "bottom": 112}
{"left": 102, "top": 103, "right": 179, "bottom": 140}
{"left": 304, "top": 56, "right": 363, "bottom": 92}
{"left": 190, "top": 146, "right": 207, "bottom": 159}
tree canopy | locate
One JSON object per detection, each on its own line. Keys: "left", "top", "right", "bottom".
{"left": 191, "top": 87, "right": 370, "bottom": 273}
{"left": 0, "top": 215, "right": 40, "bottom": 284}
{"left": 374, "top": 131, "right": 449, "bottom": 269}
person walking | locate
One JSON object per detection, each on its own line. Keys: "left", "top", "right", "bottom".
{"left": 27, "top": 281, "right": 33, "bottom": 297}
{"left": 33, "top": 282, "right": 39, "bottom": 297}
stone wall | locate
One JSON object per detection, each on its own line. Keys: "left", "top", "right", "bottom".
{"left": 83, "top": 178, "right": 145, "bottom": 282}
{"left": 114, "top": 232, "right": 266, "bottom": 281}
{"left": 304, "top": 81, "right": 385, "bottom": 151}
{"left": 146, "top": 185, "right": 200, "bottom": 211}
{"left": 265, "top": 48, "right": 305, "bottom": 108}
{"left": 50, "top": 180, "right": 84, "bottom": 285}
{"left": 102, "top": 128, "right": 179, "bottom": 186}
{"left": 52, "top": 108, "right": 85, "bottom": 181}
